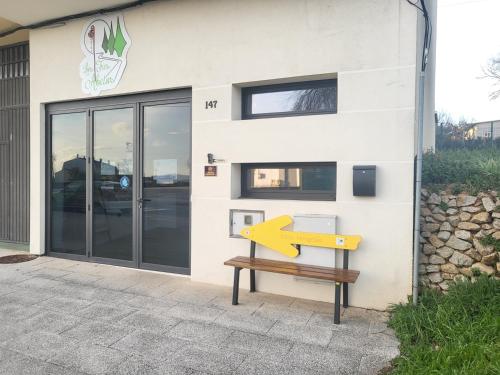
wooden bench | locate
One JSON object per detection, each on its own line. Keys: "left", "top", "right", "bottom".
{"left": 224, "top": 241, "right": 360, "bottom": 324}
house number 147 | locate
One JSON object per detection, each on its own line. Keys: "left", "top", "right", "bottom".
{"left": 205, "top": 100, "right": 218, "bottom": 109}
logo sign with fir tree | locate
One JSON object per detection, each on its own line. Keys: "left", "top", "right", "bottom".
{"left": 80, "top": 13, "right": 131, "bottom": 95}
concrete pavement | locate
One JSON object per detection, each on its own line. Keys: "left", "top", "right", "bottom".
{"left": 0, "top": 250, "right": 399, "bottom": 374}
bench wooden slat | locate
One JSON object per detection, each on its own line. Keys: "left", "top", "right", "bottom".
{"left": 224, "top": 256, "right": 359, "bottom": 283}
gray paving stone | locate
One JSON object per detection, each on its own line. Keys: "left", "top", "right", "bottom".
{"left": 220, "top": 330, "right": 293, "bottom": 362}
{"left": 0, "top": 303, "right": 41, "bottom": 323}
{"left": 50, "top": 342, "right": 129, "bottom": 375}
{"left": 92, "top": 276, "right": 139, "bottom": 291}
{"left": 342, "top": 307, "right": 389, "bottom": 322}
{"left": 268, "top": 321, "right": 334, "bottom": 346}
{"left": 16, "top": 276, "right": 66, "bottom": 290}
{"left": 362, "top": 333, "right": 400, "bottom": 358}
{"left": 0, "top": 325, "right": 22, "bottom": 344}
{"left": 122, "top": 294, "right": 178, "bottom": 310}
{"left": 167, "top": 320, "right": 233, "bottom": 345}
{"left": 75, "top": 301, "right": 137, "bottom": 322}
{"left": 61, "top": 320, "right": 135, "bottom": 346}
{"left": 4, "top": 330, "right": 78, "bottom": 361}
{"left": 168, "top": 288, "right": 220, "bottom": 305}
{"left": 207, "top": 295, "right": 263, "bottom": 314}
{"left": 244, "top": 292, "right": 295, "bottom": 307}
{"left": 329, "top": 330, "right": 375, "bottom": 351}
{"left": 112, "top": 330, "right": 188, "bottom": 363}
{"left": 132, "top": 278, "right": 187, "bottom": 298}
{"left": 18, "top": 310, "right": 84, "bottom": 334}
{"left": 0, "top": 253, "right": 400, "bottom": 375}
{"left": 172, "top": 344, "right": 247, "bottom": 375}
{"left": 253, "top": 303, "right": 314, "bottom": 326}
{"left": 166, "top": 302, "right": 225, "bottom": 323}
{"left": 214, "top": 311, "right": 276, "bottom": 334}
{"left": 117, "top": 310, "right": 180, "bottom": 333}
{"left": 0, "top": 347, "right": 84, "bottom": 375}
{"left": 235, "top": 357, "right": 319, "bottom": 375}
{"left": 369, "top": 320, "right": 391, "bottom": 334}
{"left": 52, "top": 283, "right": 100, "bottom": 299}
{"left": 358, "top": 354, "right": 394, "bottom": 375}
{"left": 289, "top": 298, "right": 336, "bottom": 314}
{"left": 26, "top": 268, "right": 73, "bottom": 280}
{"left": 0, "top": 289, "right": 55, "bottom": 306}
{"left": 330, "top": 317, "right": 372, "bottom": 337}
{"left": 35, "top": 296, "right": 94, "bottom": 314}
{"left": 286, "top": 343, "right": 362, "bottom": 374}
{"left": 0, "top": 284, "right": 16, "bottom": 297}
{"left": 108, "top": 355, "right": 192, "bottom": 375}
{"left": 59, "top": 272, "right": 103, "bottom": 286}
{"left": 89, "top": 288, "right": 137, "bottom": 304}
{"left": 0, "top": 269, "right": 32, "bottom": 285}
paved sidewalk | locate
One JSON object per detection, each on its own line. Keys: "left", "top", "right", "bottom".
{"left": 0, "top": 251, "right": 399, "bottom": 374}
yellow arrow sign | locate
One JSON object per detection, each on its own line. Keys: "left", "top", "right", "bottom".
{"left": 240, "top": 215, "right": 362, "bottom": 258}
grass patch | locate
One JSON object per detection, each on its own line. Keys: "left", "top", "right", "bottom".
{"left": 480, "top": 235, "right": 500, "bottom": 252}
{"left": 438, "top": 201, "right": 449, "bottom": 211}
{"left": 423, "top": 148, "right": 500, "bottom": 194}
{"left": 387, "top": 276, "right": 500, "bottom": 374}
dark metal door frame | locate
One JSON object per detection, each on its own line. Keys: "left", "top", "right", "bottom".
{"left": 46, "top": 89, "right": 192, "bottom": 274}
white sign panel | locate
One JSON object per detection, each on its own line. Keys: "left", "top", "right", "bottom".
{"left": 80, "top": 13, "right": 131, "bottom": 96}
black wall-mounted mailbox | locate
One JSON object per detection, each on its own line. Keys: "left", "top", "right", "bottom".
{"left": 353, "top": 165, "right": 376, "bottom": 197}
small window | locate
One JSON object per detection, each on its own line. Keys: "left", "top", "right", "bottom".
{"left": 241, "top": 162, "right": 336, "bottom": 200}
{"left": 242, "top": 79, "right": 337, "bottom": 119}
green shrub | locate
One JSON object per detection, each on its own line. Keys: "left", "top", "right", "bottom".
{"left": 423, "top": 149, "right": 500, "bottom": 193}
{"left": 388, "top": 276, "right": 500, "bottom": 374}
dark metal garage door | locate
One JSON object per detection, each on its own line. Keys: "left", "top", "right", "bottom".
{"left": 0, "top": 43, "right": 29, "bottom": 244}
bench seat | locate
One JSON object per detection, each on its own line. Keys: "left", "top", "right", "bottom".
{"left": 224, "top": 256, "right": 359, "bottom": 283}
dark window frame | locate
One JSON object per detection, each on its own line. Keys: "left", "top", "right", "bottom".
{"left": 241, "top": 162, "right": 337, "bottom": 201}
{"left": 241, "top": 79, "right": 337, "bottom": 120}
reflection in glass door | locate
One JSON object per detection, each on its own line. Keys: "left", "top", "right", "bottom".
{"left": 92, "top": 107, "right": 134, "bottom": 261}
{"left": 141, "top": 102, "right": 190, "bottom": 271}
{"left": 50, "top": 112, "right": 87, "bottom": 255}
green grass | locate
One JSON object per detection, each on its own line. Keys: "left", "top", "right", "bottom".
{"left": 387, "top": 276, "right": 500, "bottom": 375}
{"left": 480, "top": 235, "right": 500, "bottom": 252}
{"left": 423, "top": 148, "right": 500, "bottom": 193}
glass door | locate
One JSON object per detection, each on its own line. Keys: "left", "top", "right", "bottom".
{"left": 49, "top": 112, "right": 88, "bottom": 255}
{"left": 140, "top": 101, "right": 191, "bottom": 273}
{"left": 91, "top": 107, "right": 135, "bottom": 262}
{"left": 47, "top": 90, "right": 191, "bottom": 273}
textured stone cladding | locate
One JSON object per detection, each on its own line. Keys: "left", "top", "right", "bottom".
{"left": 419, "top": 189, "right": 499, "bottom": 291}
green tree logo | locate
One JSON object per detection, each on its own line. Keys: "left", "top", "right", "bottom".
{"left": 100, "top": 18, "right": 127, "bottom": 57}
{"left": 114, "top": 18, "right": 127, "bottom": 57}
{"left": 102, "top": 29, "right": 109, "bottom": 53}
{"left": 107, "top": 21, "right": 115, "bottom": 55}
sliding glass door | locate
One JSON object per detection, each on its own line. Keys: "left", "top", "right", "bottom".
{"left": 47, "top": 91, "right": 191, "bottom": 274}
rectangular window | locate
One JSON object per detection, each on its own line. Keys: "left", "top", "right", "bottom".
{"left": 242, "top": 79, "right": 337, "bottom": 119}
{"left": 241, "top": 163, "right": 336, "bottom": 200}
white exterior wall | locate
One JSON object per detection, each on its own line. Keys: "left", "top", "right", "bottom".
{"left": 29, "top": 0, "right": 425, "bottom": 310}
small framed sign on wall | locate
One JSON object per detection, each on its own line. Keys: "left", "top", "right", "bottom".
{"left": 204, "top": 165, "right": 217, "bottom": 176}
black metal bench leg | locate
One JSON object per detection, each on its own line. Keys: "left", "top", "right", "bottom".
{"left": 232, "top": 267, "right": 241, "bottom": 305}
{"left": 334, "top": 282, "right": 341, "bottom": 324}
{"left": 250, "top": 270, "right": 256, "bottom": 292}
{"left": 343, "top": 282, "right": 348, "bottom": 308}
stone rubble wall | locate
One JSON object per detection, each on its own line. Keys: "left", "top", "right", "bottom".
{"left": 419, "top": 189, "right": 499, "bottom": 291}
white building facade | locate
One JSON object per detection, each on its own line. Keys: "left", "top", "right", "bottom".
{"left": 0, "top": 0, "right": 436, "bottom": 310}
